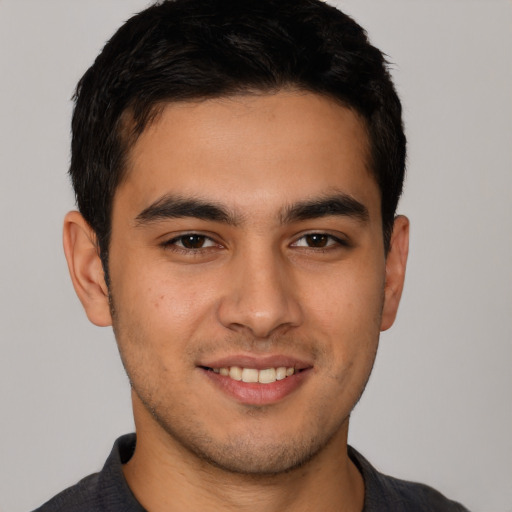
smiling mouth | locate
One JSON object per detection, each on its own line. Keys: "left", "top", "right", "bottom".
{"left": 201, "top": 366, "right": 300, "bottom": 384}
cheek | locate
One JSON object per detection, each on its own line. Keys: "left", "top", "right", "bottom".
{"left": 305, "top": 262, "right": 384, "bottom": 327}
{"left": 301, "top": 261, "right": 384, "bottom": 363}
{"left": 112, "top": 258, "right": 221, "bottom": 346}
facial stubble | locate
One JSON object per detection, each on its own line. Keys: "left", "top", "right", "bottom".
{"left": 108, "top": 283, "right": 382, "bottom": 477}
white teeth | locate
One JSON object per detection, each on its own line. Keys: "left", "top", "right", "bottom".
{"left": 276, "top": 367, "right": 287, "bottom": 380}
{"left": 213, "top": 366, "right": 296, "bottom": 384}
{"left": 241, "top": 368, "right": 259, "bottom": 383}
{"left": 229, "top": 366, "right": 242, "bottom": 381}
{"left": 258, "top": 368, "right": 276, "bottom": 383}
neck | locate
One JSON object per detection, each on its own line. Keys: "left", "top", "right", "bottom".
{"left": 123, "top": 399, "right": 364, "bottom": 512}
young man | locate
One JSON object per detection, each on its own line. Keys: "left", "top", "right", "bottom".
{"left": 35, "top": 0, "right": 469, "bottom": 510}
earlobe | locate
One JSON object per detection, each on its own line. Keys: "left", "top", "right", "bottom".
{"left": 63, "top": 211, "right": 112, "bottom": 327}
{"left": 380, "top": 215, "right": 409, "bottom": 332}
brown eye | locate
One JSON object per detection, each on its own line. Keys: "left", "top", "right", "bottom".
{"left": 179, "top": 235, "right": 208, "bottom": 249}
{"left": 291, "top": 233, "right": 347, "bottom": 249}
{"left": 164, "top": 234, "right": 217, "bottom": 250}
{"left": 305, "top": 234, "right": 329, "bottom": 247}
{"left": 162, "top": 233, "right": 219, "bottom": 253}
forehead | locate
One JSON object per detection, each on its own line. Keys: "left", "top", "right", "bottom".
{"left": 117, "top": 91, "right": 379, "bottom": 221}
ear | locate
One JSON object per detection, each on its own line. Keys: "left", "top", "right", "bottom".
{"left": 380, "top": 215, "right": 409, "bottom": 331}
{"left": 63, "top": 211, "right": 112, "bottom": 327}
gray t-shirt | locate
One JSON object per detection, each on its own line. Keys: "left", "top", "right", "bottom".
{"left": 33, "top": 434, "right": 470, "bottom": 511}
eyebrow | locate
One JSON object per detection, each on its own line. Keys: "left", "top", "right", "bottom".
{"left": 135, "top": 195, "right": 241, "bottom": 226}
{"left": 280, "top": 193, "right": 369, "bottom": 224}
{"left": 135, "top": 191, "right": 369, "bottom": 227}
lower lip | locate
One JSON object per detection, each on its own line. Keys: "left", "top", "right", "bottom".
{"left": 200, "top": 368, "right": 311, "bottom": 405}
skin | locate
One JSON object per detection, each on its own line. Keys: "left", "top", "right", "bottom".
{"left": 63, "top": 91, "right": 409, "bottom": 512}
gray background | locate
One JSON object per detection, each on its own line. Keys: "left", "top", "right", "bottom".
{"left": 0, "top": 1, "right": 511, "bottom": 511}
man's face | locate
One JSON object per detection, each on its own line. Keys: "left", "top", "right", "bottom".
{"left": 107, "top": 91, "right": 396, "bottom": 474}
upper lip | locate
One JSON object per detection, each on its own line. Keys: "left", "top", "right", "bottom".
{"left": 198, "top": 354, "right": 313, "bottom": 371}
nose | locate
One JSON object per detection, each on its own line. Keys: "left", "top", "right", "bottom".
{"left": 217, "top": 245, "right": 303, "bottom": 339}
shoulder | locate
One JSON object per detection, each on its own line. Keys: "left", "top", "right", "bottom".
{"left": 31, "top": 434, "right": 142, "bottom": 512}
{"left": 32, "top": 473, "right": 102, "bottom": 512}
{"left": 378, "top": 473, "right": 469, "bottom": 511}
{"left": 348, "top": 446, "right": 470, "bottom": 512}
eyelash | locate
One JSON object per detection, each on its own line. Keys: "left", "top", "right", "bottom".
{"left": 291, "top": 233, "right": 349, "bottom": 251}
{"left": 161, "top": 232, "right": 349, "bottom": 254}
{"left": 161, "top": 234, "right": 220, "bottom": 253}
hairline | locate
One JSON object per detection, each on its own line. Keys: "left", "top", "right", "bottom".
{"left": 117, "top": 86, "right": 376, "bottom": 189}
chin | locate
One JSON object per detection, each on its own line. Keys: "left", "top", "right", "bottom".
{"left": 154, "top": 409, "right": 347, "bottom": 477}
{"left": 187, "top": 437, "right": 324, "bottom": 476}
